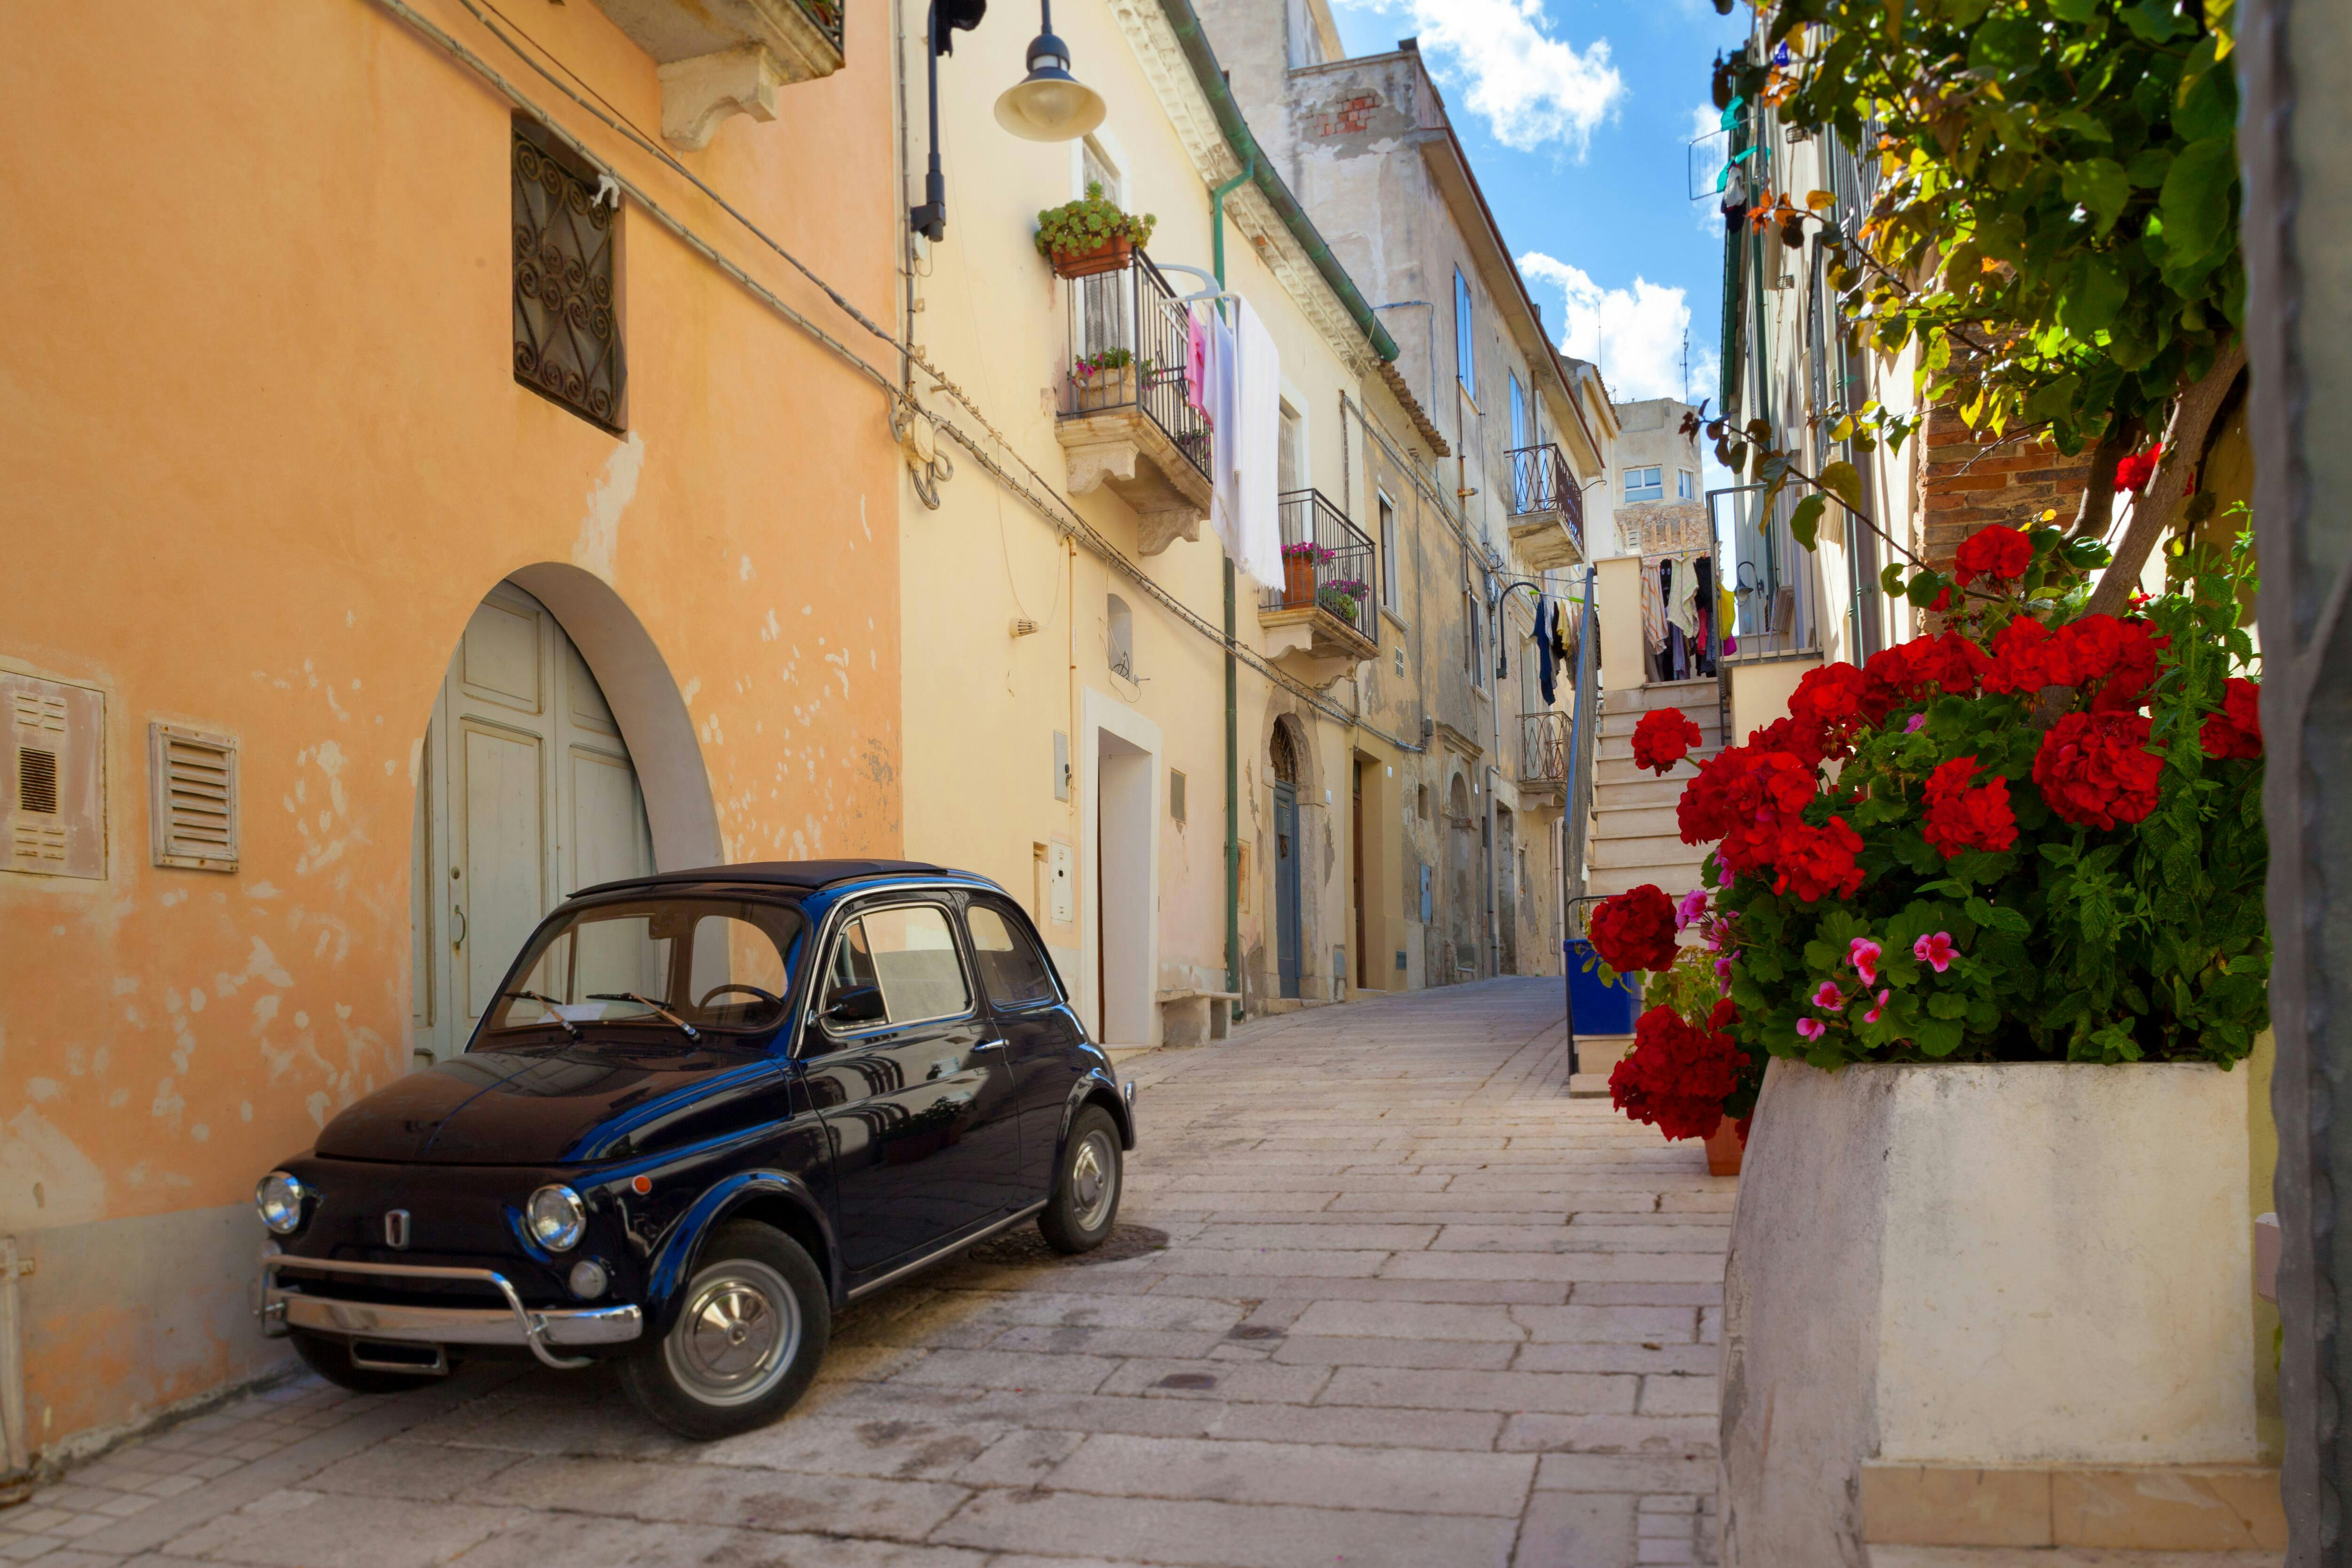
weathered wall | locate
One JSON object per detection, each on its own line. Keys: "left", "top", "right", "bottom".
{"left": 0, "top": 0, "right": 901, "bottom": 1453}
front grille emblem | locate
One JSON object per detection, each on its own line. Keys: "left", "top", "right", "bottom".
{"left": 384, "top": 1210, "right": 411, "bottom": 1250}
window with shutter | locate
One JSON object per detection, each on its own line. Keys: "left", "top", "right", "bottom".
{"left": 513, "top": 120, "right": 626, "bottom": 432}
{"left": 149, "top": 724, "right": 238, "bottom": 871}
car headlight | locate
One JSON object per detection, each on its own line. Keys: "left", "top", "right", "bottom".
{"left": 526, "top": 1185, "right": 587, "bottom": 1252}
{"left": 255, "top": 1171, "right": 307, "bottom": 1235}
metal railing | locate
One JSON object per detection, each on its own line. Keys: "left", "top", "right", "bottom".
{"left": 1518, "top": 711, "right": 1570, "bottom": 787}
{"left": 1505, "top": 444, "right": 1584, "bottom": 544}
{"left": 793, "top": 0, "right": 844, "bottom": 53}
{"left": 1060, "top": 250, "right": 1211, "bottom": 480}
{"left": 1262, "top": 488, "right": 1379, "bottom": 646}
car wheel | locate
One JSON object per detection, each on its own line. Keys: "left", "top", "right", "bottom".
{"left": 1039, "top": 1105, "right": 1123, "bottom": 1255}
{"left": 619, "top": 1220, "right": 829, "bottom": 1440}
{"left": 287, "top": 1330, "right": 442, "bottom": 1395}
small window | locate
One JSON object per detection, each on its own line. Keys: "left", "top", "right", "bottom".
{"left": 1677, "top": 469, "right": 1696, "bottom": 501}
{"left": 512, "top": 120, "right": 625, "bottom": 432}
{"left": 1464, "top": 590, "right": 1478, "bottom": 675}
{"left": 1107, "top": 594, "right": 1135, "bottom": 680}
{"left": 1279, "top": 402, "right": 1305, "bottom": 494}
{"left": 1377, "top": 493, "right": 1398, "bottom": 610}
{"left": 1454, "top": 269, "right": 1476, "bottom": 396}
{"left": 1417, "top": 783, "right": 1431, "bottom": 820}
{"left": 1081, "top": 135, "right": 1122, "bottom": 207}
{"left": 1624, "top": 466, "right": 1664, "bottom": 502}
{"left": 968, "top": 904, "right": 1057, "bottom": 1008}
{"left": 1170, "top": 768, "right": 1187, "bottom": 822}
{"left": 821, "top": 904, "right": 970, "bottom": 1030}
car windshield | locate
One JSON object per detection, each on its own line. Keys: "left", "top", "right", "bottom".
{"left": 481, "top": 896, "right": 805, "bottom": 1039}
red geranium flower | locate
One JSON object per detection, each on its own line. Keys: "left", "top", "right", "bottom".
{"left": 2114, "top": 444, "right": 2164, "bottom": 493}
{"left": 1609, "top": 1004, "right": 1749, "bottom": 1141}
{"left": 1981, "top": 616, "right": 2054, "bottom": 695}
{"left": 1787, "top": 662, "right": 1892, "bottom": 761}
{"left": 1590, "top": 884, "right": 1680, "bottom": 972}
{"left": 2201, "top": 677, "right": 2264, "bottom": 760}
{"left": 1631, "top": 708, "right": 1705, "bottom": 774}
{"left": 2033, "top": 711, "right": 2165, "bottom": 830}
{"left": 1953, "top": 525, "right": 2034, "bottom": 589}
{"left": 1920, "top": 755, "right": 2019, "bottom": 859}
{"left": 1770, "top": 815, "right": 1867, "bottom": 902}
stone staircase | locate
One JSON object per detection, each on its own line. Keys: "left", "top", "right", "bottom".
{"left": 1585, "top": 677, "right": 1722, "bottom": 902}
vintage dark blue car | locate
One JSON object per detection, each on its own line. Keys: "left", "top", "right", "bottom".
{"left": 251, "top": 860, "right": 1134, "bottom": 1438}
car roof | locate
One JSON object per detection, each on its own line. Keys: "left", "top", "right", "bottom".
{"left": 571, "top": 860, "right": 956, "bottom": 899}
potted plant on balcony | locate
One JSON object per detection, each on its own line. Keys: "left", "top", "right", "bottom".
{"left": 1318, "top": 578, "right": 1369, "bottom": 628}
{"left": 1583, "top": 526, "right": 2270, "bottom": 1562}
{"left": 1035, "top": 183, "right": 1158, "bottom": 280}
{"left": 1279, "top": 541, "right": 1328, "bottom": 609}
{"left": 1069, "top": 348, "right": 1137, "bottom": 412}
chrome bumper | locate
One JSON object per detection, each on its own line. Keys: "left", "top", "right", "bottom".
{"left": 258, "top": 1254, "right": 640, "bottom": 1370}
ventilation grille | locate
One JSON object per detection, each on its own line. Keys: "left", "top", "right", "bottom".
{"left": 150, "top": 724, "right": 238, "bottom": 871}
{"left": 5, "top": 675, "right": 100, "bottom": 878}
{"left": 17, "top": 749, "right": 56, "bottom": 815}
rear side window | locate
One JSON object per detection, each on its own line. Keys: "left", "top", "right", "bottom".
{"left": 967, "top": 904, "right": 1057, "bottom": 1007}
{"left": 819, "top": 904, "right": 971, "bottom": 1028}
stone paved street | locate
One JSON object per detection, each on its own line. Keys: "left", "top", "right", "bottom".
{"left": 1, "top": 979, "right": 1729, "bottom": 1568}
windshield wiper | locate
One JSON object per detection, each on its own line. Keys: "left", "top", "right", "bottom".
{"left": 588, "top": 993, "right": 701, "bottom": 1040}
{"left": 499, "top": 990, "right": 580, "bottom": 1038}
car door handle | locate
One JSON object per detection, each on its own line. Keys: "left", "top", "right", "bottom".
{"left": 973, "top": 1039, "right": 1008, "bottom": 1053}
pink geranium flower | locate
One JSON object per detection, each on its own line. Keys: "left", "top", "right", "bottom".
{"left": 1796, "top": 1017, "right": 1827, "bottom": 1041}
{"left": 1812, "top": 980, "right": 1844, "bottom": 1010}
{"left": 1914, "top": 931, "right": 1956, "bottom": 972}
{"left": 1863, "top": 989, "right": 1890, "bottom": 1024}
{"left": 1906, "top": 713, "right": 1928, "bottom": 734}
{"left": 1848, "top": 938, "right": 1882, "bottom": 986}
{"left": 1676, "top": 887, "right": 1710, "bottom": 931}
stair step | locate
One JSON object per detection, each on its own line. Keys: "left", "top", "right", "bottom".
{"left": 1597, "top": 753, "right": 1718, "bottom": 787}
{"left": 1593, "top": 803, "right": 1684, "bottom": 838}
{"left": 1585, "top": 864, "right": 1715, "bottom": 899}
{"left": 1591, "top": 834, "right": 1713, "bottom": 871}
{"left": 1602, "top": 679, "right": 1721, "bottom": 716}
{"left": 1595, "top": 776, "right": 1694, "bottom": 809}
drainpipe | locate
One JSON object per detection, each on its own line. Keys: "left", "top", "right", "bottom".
{"left": 1214, "top": 160, "right": 1250, "bottom": 1022}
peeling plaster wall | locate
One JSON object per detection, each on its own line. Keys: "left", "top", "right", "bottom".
{"left": 0, "top": 0, "right": 900, "bottom": 1453}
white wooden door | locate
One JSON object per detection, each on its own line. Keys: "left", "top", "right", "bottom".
{"left": 411, "top": 582, "right": 653, "bottom": 1066}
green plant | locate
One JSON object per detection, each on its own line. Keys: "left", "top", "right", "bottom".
{"left": 1718, "top": 0, "right": 2245, "bottom": 618}
{"left": 1316, "top": 586, "right": 1360, "bottom": 623}
{"left": 1071, "top": 348, "right": 1134, "bottom": 378}
{"left": 1035, "top": 182, "right": 1157, "bottom": 261}
{"left": 1644, "top": 945, "right": 1724, "bottom": 1026}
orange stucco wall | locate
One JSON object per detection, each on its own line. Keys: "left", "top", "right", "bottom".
{"left": 0, "top": 0, "right": 903, "bottom": 1453}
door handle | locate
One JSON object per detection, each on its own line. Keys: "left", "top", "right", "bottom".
{"left": 973, "top": 1039, "right": 1008, "bottom": 1053}
{"left": 451, "top": 905, "right": 467, "bottom": 949}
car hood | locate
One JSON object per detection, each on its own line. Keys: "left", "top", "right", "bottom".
{"left": 313, "top": 1037, "right": 782, "bottom": 1164}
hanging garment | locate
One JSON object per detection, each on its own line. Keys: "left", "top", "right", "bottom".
{"left": 1205, "top": 308, "right": 1242, "bottom": 565}
{"left": 1551, "top": 598, "right": 1572, "bottom": 669}
{"left": 1720, "top": 583, "right": 1739, "bottom": 657}
{"left": 1234, "top": 297, "right": 1284, "bottom": 587}
{"left": 1692, "top": 556, "right": 1718, "bottom": 674}
{"left": 1534, "top": 594, "right": 1555, "bottom": 706}
{"left": 1666, "top": 554, "right": 1700, "bottom": 640}
{"left": 1641, "top": 562, "right": 1667, "bottom": 663}
{"left": 1185, "top": 309, "right": 1209, "bottom": 421}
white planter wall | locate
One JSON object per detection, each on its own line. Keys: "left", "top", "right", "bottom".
{"left": 1718, "top": 1058, "right": 2257, "bottom": 1567}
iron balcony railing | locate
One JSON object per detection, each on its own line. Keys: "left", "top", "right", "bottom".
{"left": 1060, "top": 250, "right": 1211, "bottom": 479}
{"left": 794, "top": 0, "right": 844, "bottom": 52}
{"left": 1505, "top": 444, "right": 1585, "bottom": 546}
{"left": 1263, "top": 488, "right": 1378, "bottom": 647}
{"left": 1518, "top": 711, "right": 1570, "bottom": 787}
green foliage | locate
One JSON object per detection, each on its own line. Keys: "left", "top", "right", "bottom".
{"left": 1645, "top": 946, "right": 1724, "bottom": 1024}
{"left": 1035, "top": 183, "right": 1158, "bottom": 261}
{"left": 1746, "top": 0, "right": 2241, "bottom": 454}
{"left": 1716, "top": 536, "right": 2267, "bottom": 1069}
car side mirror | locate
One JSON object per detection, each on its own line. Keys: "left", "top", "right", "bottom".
{"left": 823, "top": 985, "right": 886, "bottom": 1027}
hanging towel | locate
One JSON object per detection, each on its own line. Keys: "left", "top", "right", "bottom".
{"left": 1233, "top": 296, "right": 1283, "bottom": 586}
{"left": 1205, "top": 307, "right": 1242, "bottom": 565}
{"left": 1667, "top": 555, "right": 1700, "bottom": 639}
{"left": 1185, "top": 308, "right": 1209, "bottom": 421}
{"left": 1534, "top": 594, "right": 1556, "bottom": 707}
{"left": 1641, "top": 563, "right": 1667, "bottom": 657}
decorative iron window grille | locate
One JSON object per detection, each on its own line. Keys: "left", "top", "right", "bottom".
{"left": 794, "top": 0, "right": 844, "bottom": 52}
{"left": 513, "top": 124, "right": 624, "bottom": 430}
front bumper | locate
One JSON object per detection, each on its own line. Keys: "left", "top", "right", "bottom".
{"left": 259, "top": 1254, "right": 641, "bottom": 1370}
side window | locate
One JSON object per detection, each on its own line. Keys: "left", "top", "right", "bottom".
{"left": 968, "top": 904, "right": 1057, "bottom": 1008}
{"left": 864, "top": 905, "right": 971, "bottom": 1023}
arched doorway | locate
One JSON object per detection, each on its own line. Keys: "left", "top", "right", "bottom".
{"left": 1270, "top": 720, "right": 1303, "bottom": 1001}
{"left": 409, "top": 579, "right": 670, "bottom": 1065}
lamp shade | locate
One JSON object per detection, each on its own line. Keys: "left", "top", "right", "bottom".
{"left": 993, "top": 29, "right": 1105, "bottom": 141}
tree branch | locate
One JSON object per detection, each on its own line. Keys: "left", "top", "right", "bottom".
{"left": 2068, "top": 418, "right": 2141, "bottom": 540}
{"left": 2079, "top": 341, "right": 2247, "bottom": 621}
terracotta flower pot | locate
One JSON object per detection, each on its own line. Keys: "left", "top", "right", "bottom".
{"left": 1704, "top": 1117, "right": 1745, "bottom": 1177}
{"left": 1050, "top": 234, "right": 1134, "bottom": 279}
{"left": 1282, "top": 554, "right": 1316, "bottom": 608}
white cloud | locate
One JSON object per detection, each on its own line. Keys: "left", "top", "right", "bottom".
{"left": 1518, "top": 251, "right": 1716, "bottom": 407}
{"left": 1335, "top": 0, "right": 1625, "bottom": 155}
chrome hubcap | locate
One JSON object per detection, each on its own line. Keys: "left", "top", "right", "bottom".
{"left": 1070, "top": 1130, "right": 1119, "bottom": 1231}
{"left": 666, "top": 1258, "right": 799, "bottom": 1407}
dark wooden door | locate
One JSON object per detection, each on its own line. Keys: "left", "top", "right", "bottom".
{"left": 1274, "top": 782, "right": 1301, "bottom": 1000}
{"left": 1352, "top": 763, "right": 1366, "bottom": 991}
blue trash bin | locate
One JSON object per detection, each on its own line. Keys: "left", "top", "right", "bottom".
{"left": 1563, "top": 938, "right": 1643, "bottom": 1035}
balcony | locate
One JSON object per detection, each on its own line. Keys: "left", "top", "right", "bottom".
{"left": 588, "top": 0, "right": 846, "bottom": 150}
{"left": 1504, "top": 444, "right": 1586, "bottom": 571}
{"left": 1258, "top": 489, "right": 1379, "bottom": 687}
{"left": 1517, "top": 710, "right": 1571, "bottom": 815}
{"left": 1056, "top": 254, "right": 1214, "bottom": 556}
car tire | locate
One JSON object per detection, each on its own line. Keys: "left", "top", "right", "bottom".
{"left": 619, "top": 1220, "right": 830, "bottom": 1441}
{"left": 287, "top": 1330, "right": 443, "bottom": 1395}
{"left": 1039, "top": 1105, "right": 1123, "bottom": 1255}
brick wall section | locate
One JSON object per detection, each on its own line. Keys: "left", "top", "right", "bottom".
{"left": 1310, "top": 94, "right": 1380, "bottom": 137}
{"left": 1918, "top": 398, "right": 2096, "bottom": 572}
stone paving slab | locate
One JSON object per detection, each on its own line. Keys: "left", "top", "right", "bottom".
{"left": 0, "top": 980, "right": 1731, "bottom": 1567}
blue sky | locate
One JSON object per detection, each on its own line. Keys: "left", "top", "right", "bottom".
{"left": 1327, "top": 0, "right": 1750, "bottom": 414}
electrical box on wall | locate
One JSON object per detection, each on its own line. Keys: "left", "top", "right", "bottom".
{"left": 1048, "top": 838, "right": 1075, "bottom": 925}
{"left": 3, "top": 673, "right": 105, "bottom": 880}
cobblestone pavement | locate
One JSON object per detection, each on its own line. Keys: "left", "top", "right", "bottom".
{"left": 2, "top": 979, "right": 1729, "bottom": 1568}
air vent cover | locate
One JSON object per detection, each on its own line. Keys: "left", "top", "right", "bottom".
{"left": 149, "top": 724, "right": 238, "bottom": 872}
{"left": 3, "top": 675, "right": 103, "bottom": 879}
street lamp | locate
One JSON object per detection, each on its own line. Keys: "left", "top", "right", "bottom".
{"left": 993, "top": 1, "right": 1106, "bottom": 142}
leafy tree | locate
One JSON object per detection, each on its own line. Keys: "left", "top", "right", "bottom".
{"left": 1711, "top": 0, "right": 2243, "bottom": 620}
